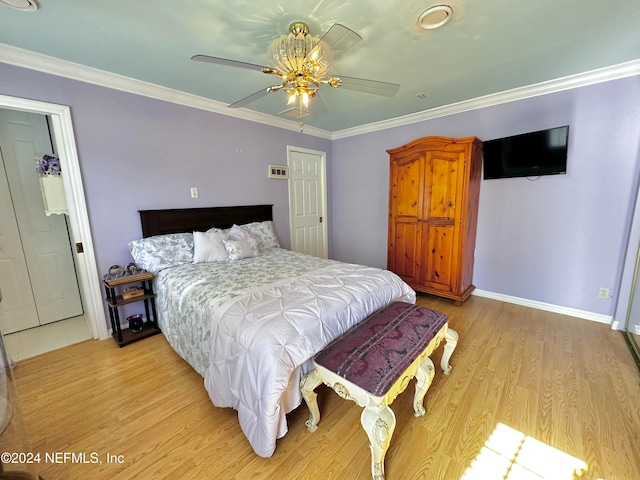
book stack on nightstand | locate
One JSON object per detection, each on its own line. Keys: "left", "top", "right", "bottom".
{"left": 103, "top": 270, "right": 161, "bottom": 347}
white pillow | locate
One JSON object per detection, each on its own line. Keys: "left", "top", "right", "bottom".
{"left": 193, "top": 230, "right": 228, "bottom": 264}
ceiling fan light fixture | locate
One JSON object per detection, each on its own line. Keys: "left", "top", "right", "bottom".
{"left": 266, "top": 22, "right": 332, "bottom": 82}
{"left": 0, "top": 0, "right": 38, "bottom": 11}
{"left": 191, "top": 21, "right": 400, "bottom": 132}
{"left": 418, "top": 5, "right": 453, "bottom": 30}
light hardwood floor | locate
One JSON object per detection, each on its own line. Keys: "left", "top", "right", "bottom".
{"left": 11, "top": 294, "right": 640, "bottom": 479}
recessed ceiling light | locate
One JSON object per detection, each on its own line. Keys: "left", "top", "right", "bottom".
{"left": 418, "top": 5, "right": 453, "bottom": 30}
{"left": 0, "top": 0, "right": 38, "bottom": 11}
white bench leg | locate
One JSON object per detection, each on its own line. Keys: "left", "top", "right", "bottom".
{"left": 413, "top": 356, "right": 435, "bottom": 417}
{"left": 441, "top": 327, "right": 458, "bottom": 375}
{"left": 300, "top": 368, "right": 323, "bottom": 432}
{"left": 360, "top": 405, "right": 396, "bottom": 480}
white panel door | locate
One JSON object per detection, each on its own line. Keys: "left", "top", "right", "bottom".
{"left": 288, "top": 146, "right": 328, "bottom": 258}
{"left": 0, "top": 149, "right": 39, "bottom": 332}
{"left": 0, "top": 110, "right": 83, "bottom": 333}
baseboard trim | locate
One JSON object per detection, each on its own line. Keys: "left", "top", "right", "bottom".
{"left": 472, "top": 289, "right": 614, "bottom": 325}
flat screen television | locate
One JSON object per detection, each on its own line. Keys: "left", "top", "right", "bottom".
{"left": 483, "top": 125, "right": 569, "bottom": 180}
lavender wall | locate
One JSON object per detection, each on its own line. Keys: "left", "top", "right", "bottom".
{"left": 331, "top": 76, "right": 640, "bottom": 315}
{"left": 0, "top": 63, "right": 332, "bottom": 283}
{"left": 3, "top": 59, "right": 640, "bottom": 319}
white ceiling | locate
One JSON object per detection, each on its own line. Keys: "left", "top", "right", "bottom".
{"left": 1, "top": 0, "right": 639, "bottom": 133}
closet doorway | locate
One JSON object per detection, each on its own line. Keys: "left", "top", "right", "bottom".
{"left": 621, "top": 239, "right": 640, "bottom": 368}
{"left": 616, "top": 157, "right": 640, "bottom": 373}
{"left": 0, "top": 109, "right": 83, "bottom": 335}
{"left": 0, "top": 94, "right": 107, "bottom": 357}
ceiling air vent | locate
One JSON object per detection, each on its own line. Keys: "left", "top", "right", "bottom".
{"left": 418, "top": 5, "right": 452, "bottom": 30}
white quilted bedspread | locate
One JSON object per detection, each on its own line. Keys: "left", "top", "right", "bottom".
{"left": 155, "top": 248, "right": 415, "bottom": 457}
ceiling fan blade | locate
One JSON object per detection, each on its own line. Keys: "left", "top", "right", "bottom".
{"left": 191, "top": 54, "right": 269, "bottom": 72}
{"left": 316, "top": 23, "right": 362, "bottom": 55}
{"left": 228, "top": 88, "right": 272, "bottom": 108}
{"left": 306, "top": 23, "right": 362, "bottom": 64}
{"left": 333, "top": 75, "right": 400, "bottom": 97}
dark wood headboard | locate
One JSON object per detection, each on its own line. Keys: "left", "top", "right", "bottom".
{"left": 139, "top": 205, "right": 273, "bottom": 238}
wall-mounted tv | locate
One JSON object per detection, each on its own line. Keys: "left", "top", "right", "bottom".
{"left": 483, "top": 125, "right": 569, "bottom": 180}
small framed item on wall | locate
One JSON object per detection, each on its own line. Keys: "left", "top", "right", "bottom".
{"left": 268, "top": 164, "right": 289, "bottom": 179}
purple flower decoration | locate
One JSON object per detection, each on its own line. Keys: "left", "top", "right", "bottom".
{"left": 35, "top": 154, "right": 61, "bottom": 177}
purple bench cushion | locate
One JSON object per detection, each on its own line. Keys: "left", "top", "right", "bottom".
{"left": 314, "top": 302, "right": 448, "bottom": 396}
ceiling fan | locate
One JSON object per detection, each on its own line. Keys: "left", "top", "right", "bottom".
{"left": 192, "top": 22, "right": 400, "bottom": 129}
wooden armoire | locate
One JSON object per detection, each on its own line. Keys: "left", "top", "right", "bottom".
{"left": 387, "top": 136, "right": 482, "bottom": 305}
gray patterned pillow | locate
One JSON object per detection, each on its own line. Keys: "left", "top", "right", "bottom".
{"left": 224, "top": 225, "right": 260, "bottom": 261}
{"left": 241, "top": 221, "right": 280, "bottom": 251}
{"left": 128, "top": 233, "right": 193, "bottom": 273}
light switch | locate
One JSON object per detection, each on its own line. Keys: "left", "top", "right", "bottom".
{"left": 191, "top": 187, "right": 199, "bottom": 198}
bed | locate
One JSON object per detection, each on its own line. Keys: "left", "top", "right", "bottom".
{"left": 130, "top": 205, "right": 416, "bottom": 458}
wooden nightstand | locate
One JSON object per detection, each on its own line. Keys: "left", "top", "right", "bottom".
{"left": 103, "top": 271, "right": 160, "bottom": 347}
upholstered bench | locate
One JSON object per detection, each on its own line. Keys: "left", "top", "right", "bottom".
{"left": 300, "top": 302, "right": 458, "bottom": 480}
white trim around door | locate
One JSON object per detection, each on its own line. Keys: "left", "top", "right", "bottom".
{"left": 0, "top": 94, "right": 108, "bottom": 340}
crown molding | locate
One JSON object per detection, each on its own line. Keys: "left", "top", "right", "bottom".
{"left": 0, "top": 43, "right": 333, "bottom": 139}
{"left": 2, "top": 43, "right": 638, "bottom": 142}
{"left": 332, "top": 59, "right": 640, "bottom": 139}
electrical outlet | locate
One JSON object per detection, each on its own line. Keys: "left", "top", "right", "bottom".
{"left": 598, "top": 287, "right": 611, "bottom": 299}
{"left": 190, "top": 187, "right": 199, "bottom": 198}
